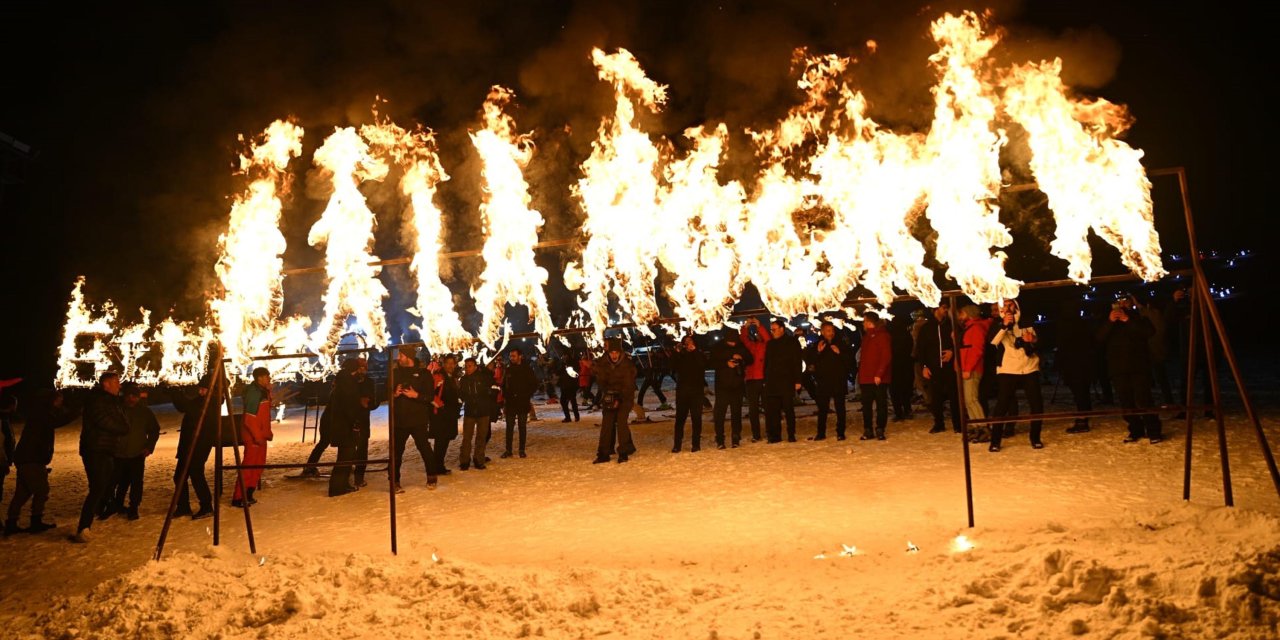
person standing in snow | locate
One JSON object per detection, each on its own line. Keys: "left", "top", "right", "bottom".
{"left": 327, "top": 360, "right": 366, "bottom": 497}
{"left": 740, "top": 317, "right": 770, "bottom": 443}
{"left": 501, "top": 349, "right": 538, "bottom": 459}
{"left": 556, "top": 354, "right": 580, "bottom": 423}
{"left": 888, "top": 314, "right": 915, "bottom": 421}
{"left": 169, "top": 377, "right": 218, "bottom": 519}
{"left": 710, "top": 328, "right": 752, "bottom": 449}
{"left": 233, "top": 368, "right": 273, "bottom": 506}
{"left": 391, "top": 346, "right": 436, "bottom": 492}
{"left": 670, "top": 334, "right": 708, "bottom": 453}
{"left": 957, "top": 305, "right": 993, "bottom": 439}
{"left": 857, "top": 312, "right": 893, "bottom": 441}
{"left": 73, "top": 371, "right": 130, "bottom": 543}
{"left": 1099, "top": 294, "right": 1163, "bottom": 444}
{"left": 352, "top": 358, "right": 379, "bottom": 489}
{"left": 5, "top": 389, "right": 78, "bottom": 536}
{"left": 430, "top": 355, "right": 461, "bottom": 474}
{"left": 763, "top": 320, "right": 803, "bottom": 443}
{"left": 804, "top": 321, "right": 854, "bottom": 441}
{"left": 989, "top": 300, "right": 1045, "bottom": 452}
{"left": 917, "top": 300, "right": 961, "bottom": 435}
{"left": 106, "top": 383, "right": 160, "bottom": 521}
{"left": 458, "top": 358, "right": 495, "bottom": 471}
{"left": 593, "top": 338, "right": 638, "bottom": 464}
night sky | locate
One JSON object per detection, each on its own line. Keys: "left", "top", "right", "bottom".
{"left": 0, "top": 0, "right": 1268, "bottom": 386}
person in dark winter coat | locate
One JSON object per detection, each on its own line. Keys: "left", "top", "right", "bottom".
{"left": 555, "top": 356, "right": 580, "bottom": 422}
{"left": 170, "top": 378, "right": 220, "bottom": 519}
{"left": 763, "top": 320, "right": 803, "bottom": 443}
{"left": 237, "top": 368, "right": 274, "bottom": 504}
{"left": 917, "top": 301, "right": 961, "bottom": 434}
{"left": 325, "top": 361, "right": 364, "bottom": 497}
{"left": 431, "top": 356, "right": 461, "bottom": 473}
{"left": 888, "top": 314, "right": 915, "bottom": 421}
{"left": 391, "top": 347, "right": 437, "bottom": 491}
{"left": 458, "top": 358, "right": 495, "bottom": 470}
{"left": 593, "top": 339, "right": 638, "bottom": 463}
{"left": 74, "top": 372, "right": 130, "bottom": 543}
{"left": 5, "top": 389, "right": 78, "bottom": 535}
{"left": 635, "top": 341, "right": 671, "bottom": 410}
{"left": 740, "top": 318, "right": 770, "bottom": 442}
{"left": 107, "top": 383, "right": 160, "bottom": 521}
{"left": 804, "top": 321, "right": 854, "bottom": 440}
{"left": 670, "top": 335, "right": 708, "bottom": 452}
{"left": 857, "top": 313, "right": 893, "bottom": 440}
{"left": 710, "top": 328, "right": 753, "bottom": 448}
{"left": 1099, "top": 294, "right": 1163, "bottom": 443}
{"left": 501, "top": 349, "right": 539, "bottom": 458}
{"left": 349, "top": 359, "right": 380, "bottom": 488}
{"left": 1056, "top": 301, "right": 1096, "bottom": 434}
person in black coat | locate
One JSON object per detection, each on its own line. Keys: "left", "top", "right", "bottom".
{"left": 555, "top": 355, "right": 580, "bottom": 423}
{"left": 431, "top": 356, "right": 462, "bottom": 473}
{"left": 458, "top": 358, "right": 495, "bottom": 470}
{"left": 327, "top": 360, "right": 366, "bottom": 497}
{"left": 169, "top": 377, "right": 220, "bottom": 519}
{"left": 391, "top": 346, "right": 437, "bottom": 490}
{"left": 1056, "top": 300, "right": 1096, "bottom": 434}
{"left": 916, "top": 301, "right": 961, "bottom": 434}
{"left": 107, "top": 383, "right": 160, "bottom": 521}
{"left": 889, "top": 314, "right": 915, "bottom": 420}
{"left": 1099, "top": 294, "right": 1163, "bottom": 443}
{"left": 670, "top": 335, "right": 708, "bottom": 452}
{"left": 74, "top": 372, "right": 131, "bottom": 542}
{"left": 352, "top": 358, "right": 380, "bottom": 488}
{"left": 805, "top": 321, "right": 854, "bottom": 440}
{"left": 763, "top": 320, "right": 803, "bottom": 443}
{"left": 5, "top": 389, "right": 78, "bottom": 535}
{"left": 710, "top": 328, "right": 753, "bottom": 448}
{"left": 501, "top": 349, "right": 539, "bottom": 459}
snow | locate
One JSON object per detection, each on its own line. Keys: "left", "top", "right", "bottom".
{"left": 3, "top": 390, "right": 1280, "bottom": 639}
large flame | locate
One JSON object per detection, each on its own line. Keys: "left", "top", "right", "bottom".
{"left": 361, "top": 116, "right": 474, "bottom": 354}
{"left": 565, "top": 48, "right": 669, "bottom": 338}
{"left": 470, "top": 86, "right": 555, "bottom": 345}
{"left": 1002, "top": 58, "right": 1165, "bottom": 282}
{"left": 308, "top": 127, "right": 391, "bottom": 355}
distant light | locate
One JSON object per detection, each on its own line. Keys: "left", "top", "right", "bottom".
{"left": 952, "top": 535, "right": 974, "bottom": 553}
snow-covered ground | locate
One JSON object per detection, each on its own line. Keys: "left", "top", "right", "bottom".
{"left": 3, "top": 385, "right": 1279, "bottom": 639}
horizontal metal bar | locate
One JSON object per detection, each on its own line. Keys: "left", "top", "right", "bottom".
{"left": 964, "top": 404, "right": 1216, "bottom": 427}
{"left": 221, "top": 459, "right": 391, "bottom": 471}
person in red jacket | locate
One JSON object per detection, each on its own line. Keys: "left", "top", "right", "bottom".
{"left": 958, "top": 305, "right": 993, "bottom": 430}
{"left": 577, "top": 352, "right": 596, "bottom": 410}
{"left": 740, "top": 317, "right": 770, "bottom": 443}
{"left": 857, "top": 312, "right": 893, "bottom": 440}
{"left": 233, "top": 368, "right": 272, "bottom": 507}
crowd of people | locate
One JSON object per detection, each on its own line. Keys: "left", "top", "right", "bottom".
{"left": 0, "top": 286, "right": 1203, "bottom": 543}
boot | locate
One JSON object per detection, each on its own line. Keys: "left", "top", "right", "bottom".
{"left": 126, "top": 506, "right": 140, "bottom": 521}
{"left": 3, "top": 519, "right": 21, "bottom": 537}
{"left": 28, "top": 519, "right": 57, "bottom": 534}
{"left": 192, "top": 506, "right": 213, "bottom": 520}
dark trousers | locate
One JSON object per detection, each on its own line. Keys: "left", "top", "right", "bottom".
{"left": 745, "top": 380, "right": 764, "bottom": 440}
{"left": 560, "top": 388, "right": 580, "bottom": 420}
{"left": 860, "top": 383, "right": 889, "bottom": 436}
{"left": 674, "top": 393, "right": 703, "bottom": 450}
{"left": 306, "top": 431, "right": 331, "bottom": 465}
{"left": 1152, "top": 360, "right": 1174, "bottom": 406}
{"left": 7, "top": 463, "right": 51, "bottom": 524}
{"left": 712, "top": 386, "right": 744, "bottom": 446}
{"left": 814, "top": 387, "right": 846, "bottom": 438}
{"left": 1065, "top": 373, "right": 1093, "bottom": 426}
{"left": 991, "top": 372, "right": 1044, "bottom": 447}
{"left": 329, "top": 444, "right": 357, "bottom": 495}
{"left": 434, "top": 438, "right": 451, "bottom": 472}
{"left": 353, "top": 430, "right": 370, "bottom": 484}
{"left": 929, "top": 372, "right": 961, "bottom": 432}
{"left": 637, "top": 373, "right": 668, "bottom": 406}
{"left": 175, "top": 444, "right": 212, "bottom": 512}
{"left": 1114, "top": 371, "right": 1163, "bottom": 439}
{"left": 78, "top": 453, "right": 115, "bottom": 532}
{"left": 764, "top": 394, "right": 796, "bottom": 442}
{"left": 505, "top": 409, "right": 528, "bottom": 454}
{"left": 890, "top": 374, "right": 913, "bottom": 418}
{"left": 394, "top": 423, "right": 436, "bottom": 482}
{"left": 597, "top": 409, "right": 635, "bottom": 458}
{"left": 112, "top": 455, "right": 145, "bottom": 510}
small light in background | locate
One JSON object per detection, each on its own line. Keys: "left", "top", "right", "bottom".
{"left": 952, "top": 535, "right": 974, "bottom": 553}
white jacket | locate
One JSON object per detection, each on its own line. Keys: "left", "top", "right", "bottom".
{"left": 990, "top": 311, "right": 1041, "bottom": 375}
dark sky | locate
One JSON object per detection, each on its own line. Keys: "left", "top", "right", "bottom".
{"left": 0, "top": 0, "right": 1267, "bottom": 384}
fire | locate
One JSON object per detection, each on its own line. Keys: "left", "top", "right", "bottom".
{"left": 470, "top": 86, "right": 555, "bottom": 345}
{"left": 922, "top": 12, "right": 1020, "bottom": 304}
{"left": 565, "top": 48, "right": 668, "bottom": 338}
{"left": 308, "top": 127, "right": 391, "bottom": 356}
{"left": 361, "top": 115, "right": 474, "bottom": 355}
{"left": 1002, "top": 59, "right": 1165, "bottom": 283}
{"left": 209, "top": 120, "right": 306, "bottom": 375}
{"left": 55, "top": 277, "right": 118, "bottom": 388}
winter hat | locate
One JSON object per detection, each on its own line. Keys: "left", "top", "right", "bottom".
{"left": 605, "top": 338, "right": 623, "bottom": 352}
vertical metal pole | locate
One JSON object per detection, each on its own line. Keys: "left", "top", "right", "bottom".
{"left": 1177, "top": 167, "right": 1280, "bottom": 503}
{"left": 948, "top": 296, "right": 975, "bottom": 528}
{"left": 1195, "top": 286, "right": 1232, "bottom": 507}
{"left": 1181, "top": 279, "right": 1200, "bottom": 501}
{"left": 221, "top": 374, "right": 258, "bottom": 553}
{"left": 154, "top": 353, "right": 222, "bottom": 561}
{"left": 387, "top": 362, "right": 398, "bottom": 555}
